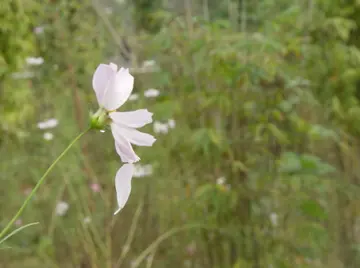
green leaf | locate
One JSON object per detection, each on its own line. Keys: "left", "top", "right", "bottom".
{"left": 268, "top": 124, "right": 289, "bottom": 144}
{"left": 278, "top": 152, "right": 302, "bottom": 173}
{"left": 300, "top": 154, "right": 336, "bottom": 175}
{"left": 300, "top": 200, "right": 328, "bottom": 220}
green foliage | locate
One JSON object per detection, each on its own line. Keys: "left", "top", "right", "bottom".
{"left": 2, "top": 0, "right": 360, "bottom": 267}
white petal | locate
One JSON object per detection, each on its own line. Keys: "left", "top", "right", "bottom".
{"left": 120, "top": 127, "right": 156, "bottom": 147}
{"left": 111, "top": 124, "right": 140, "bottom": 163}
{"left": 92, "top": 64, "right": 116, "bottom": 105}
{"left": 102, "top": 68, "right": 134, "bottom": 111}
{"left": 114, "top": 164, "right": 134, "bottom": 215}
{"left": 109, "top": 109, "right": 153, "bottom": 128}
{"left": 109, "top": 62, "right": 118, "bottom": 72}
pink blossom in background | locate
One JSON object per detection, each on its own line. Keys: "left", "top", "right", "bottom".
{"left": 90, "top": 183, "right": 101, "bottom": 193}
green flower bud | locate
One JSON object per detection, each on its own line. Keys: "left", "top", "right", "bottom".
{"left": 89, "top": 108, "right": 109, "bottom": 130}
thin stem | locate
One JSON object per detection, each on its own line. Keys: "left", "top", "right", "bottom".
{"left": 0, "top": 128, "right": 90, "bottom": 240}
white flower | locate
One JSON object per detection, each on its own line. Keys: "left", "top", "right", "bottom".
{"left": 26, "top": 57, "right": 44, "bottom": 66}
{"left": 92, "top": 62, "right": 156, "bottom": 214}
{"left": 11, "top": 71, "right": 35, "bottom": 79}
{"left": 92, "top": 62, "right": 134, "bottom": 111}
{"left": 129, "top": 93, "right": 139, "bottom": 101}
{"left": 114, "top": 164, "right": 134, "bottom": 215}
{"left": 104, "top": 7, "right": 113, "bottom": 14}
{"left": 142, "top": 60, "right": 156, "bottom": 68}
{"left": 270, "top": 212, "right": 278, "bottom": 226}
{"left": 37, "top": 118, "right": 58, "bottom": 129}
{"left": 144, "top": 88, "right": 160, "bottom": 98}
{"left": 153, "top": 121, "right": 168, "bottom": 134}
{"left": 34, "top": 26, "right": 45, "bottom": 35}
{"left": 55, "top": 201, "right": 69, "bottom": 216}
{"left": 216, "top": 177, "right": 226, "bottom": 185}
{"left": 167, "top": 119, "right": 176, "bottom": 129}
{"left": 133, "top": 164, "right": 153, "bottom": 177}
{"left": 83, "top": 217, "right": 92, "bottom": 224}
{"left": 92, "top": 62, "right": 156, "bottom": 163}
{"left": 43, "top": 132, "right": 54, "bottom": 141}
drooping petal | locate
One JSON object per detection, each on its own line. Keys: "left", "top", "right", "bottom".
{"left": 120, "top": 127, "right": 156, "bottom": 147}
{"left": 114, "top": 164, "right": 134, "bottom": 215}
{"left": 111, "top": 124, "right": 140, "bottom": 163}
{"left": 109, "top": 109, "right": 153, "bottom": 128}
{"left": 102, "top": 68, "right": 134, "bottom": 111}
{"left": 92, "top": 64, "right": 116, "bottom": 105}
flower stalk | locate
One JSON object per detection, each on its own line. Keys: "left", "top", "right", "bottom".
{"left": 0, "top": 128, "right": 90, "bottom": 240}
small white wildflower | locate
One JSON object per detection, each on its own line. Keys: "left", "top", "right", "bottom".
{"left": 142, "top": 60, "right": 156, "bottom": 68}
{"left": 153, "top": 121, "right": 168, "bottom": 134}
{"left": 270, "top": 212, "right": 278, "bottom": 226}
{"left": 104, "top": 7, "right": 112, "bottom": 14}
{"left": 37, "top": 118, "right": 58, "bottom": 129}
{"left": 55, "top": 201, "right": 69, "bottom": 216}
{"left": 216, "top": 177, "right": 226, "bottom": 185}
{"left": 133, "top": 164, "right": 153, "bottom": 177}
{"left": 26, "top": 57, "right": 44, "bottom": 66}
{"left": 11, "top": 71, "right": 35, "bottom": 79}
{"left": 34, "top": 26, "right": 45, "bottom": 35}
{"left": 129, "top": 93, "right": 139, "bottom": 101}
{"left": 83, "top": 217, "right": 92, "bottom": 224}
{"left": 167, "top": 119, "right": 176, "bottom": 129}
{"left": 43, "top": 132, "right": 54, "bottom": 141}
{"left": 144, "top": 88, "right": 160, "bottom": 98}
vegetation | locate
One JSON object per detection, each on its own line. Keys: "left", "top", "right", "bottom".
{"left": 2, "top": 0, "right": 360, "bottom": 267}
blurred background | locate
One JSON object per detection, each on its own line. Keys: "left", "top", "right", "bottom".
{"left": 2, "top": 0, "right": 360, "bottom": 267}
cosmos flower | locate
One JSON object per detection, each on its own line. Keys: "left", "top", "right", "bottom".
{"left": 92, "top": 62, "right": 156, "bottom": 163}
{"left": 91, "top": 62, "right": 156, "bottom": 214}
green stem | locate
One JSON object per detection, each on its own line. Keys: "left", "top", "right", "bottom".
{"left": 0, "top": 128, "right": 90, "bottom": 240}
